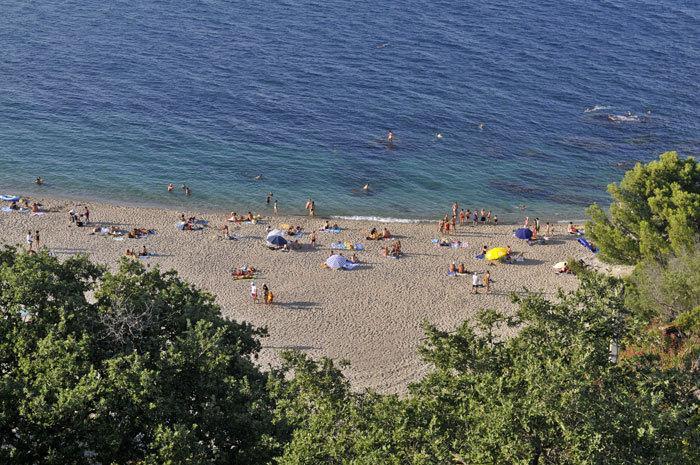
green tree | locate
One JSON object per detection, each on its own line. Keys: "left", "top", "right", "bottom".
{"left": 272, "top": 273, "right": 699, "bottom": 464}
{"left": 0, "top": 248, "right": 279, "bottom": 465}
{"left": 585, "top": 151, "right": 700, "bottom": 264}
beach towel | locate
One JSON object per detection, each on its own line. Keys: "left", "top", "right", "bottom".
{"left": 0, "top": 195, "right": 20, "bottom": 202}
{"left": 342, "top": 262, "right": 360, "bottom": 270}
{"left": 475, "top": 253, "right": 485, "bottom": 260}
{"left": 578, "top": 237, "right": 598, "bottom": 253}
{"left": 1, "top": 206, "right": 28, "bottom": 213}
{"left": 320, "top": 227, "right": 342, "bottom": 233}
{"left": 330, "top": 242, "right": 364, "bottom": 251}
{"left": 30, "top": 212, "right": 46, "bottom": 217}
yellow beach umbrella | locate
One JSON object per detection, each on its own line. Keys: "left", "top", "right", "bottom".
{"left": 485, "top": 247, "right": 508, "bottom": 260}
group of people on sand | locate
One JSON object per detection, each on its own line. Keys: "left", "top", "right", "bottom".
{"left": 366, "top": 227, "right": 392, "bottom": 240}
{"left": 233, "top": 266, "right": 256, "bottom": 279}
{"left": 25, "top": 230, "right": 40, "bottom": 252}
{"left": 227, "top": 211, "right": 257, "bottom": 223}
{"left": 381, "top": 240, "right": 402, "bottom": 258}
{"left": 69, "top": 206, "right": 90, "bottom": 226}
{"left": 250, "top": 282, "right": 274, "bottom": 304}
{"left": 168, "top": 183, "right": 192, "bottom": 196}
{"left": 179, "top": 213, "right": 203, "bottom": 231}
{"left": 125, "top": 245, "right": 149, "bottom": 257}
{"left": 438, "top": 204, "right": 499, "bottom": 235}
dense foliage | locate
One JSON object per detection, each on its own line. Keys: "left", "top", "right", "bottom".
{"left": 0, "top": 248, "right": 279, "bottom": 465}
{"left": 271, "top": 273, "right": 699, "bottom": 464}
{"left": 586, "top": 151, "right": 700, "bottom": 265}
{"left": 2, "top": 152, "right": 699, "bottom": 464}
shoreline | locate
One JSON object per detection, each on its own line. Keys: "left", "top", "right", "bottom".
{"left": 2, "top": 186, "right": 591, "bottom": 226}
{"left": 0, "top": 194, "right": 591, "bottom": 394}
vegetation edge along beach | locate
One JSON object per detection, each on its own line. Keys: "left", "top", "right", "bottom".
{"left": 0, "top": 151, "right": 698, "bottom": 464}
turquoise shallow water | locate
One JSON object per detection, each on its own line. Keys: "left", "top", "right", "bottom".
{"left": 0, "top": 1, "right": 698, "bottom": 221}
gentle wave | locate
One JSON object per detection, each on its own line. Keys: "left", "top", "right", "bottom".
{"left": 584, "top": 105, "right": 610, "bottom": 113}
{"left": 331, "top": 215, "right": 426, "bottom": 224}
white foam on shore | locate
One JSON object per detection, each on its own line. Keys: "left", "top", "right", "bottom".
{"left": 331, "top": 215, "right": 425, "bottom": 224}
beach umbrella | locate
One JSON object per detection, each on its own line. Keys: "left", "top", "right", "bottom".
{"left": 267, "top": 235, "right": 287, "bottom": 247}
{"left": 326, "top": 254, "right": 348, "bottom": 270}
{"left": 267, "top": 229, "right": 285, "bottom": 240}
{"left": 514, "top": 228, "right": 533, "bottom": 240}
{"left": 485, "top": 247, "right": 508, "bottom": 260}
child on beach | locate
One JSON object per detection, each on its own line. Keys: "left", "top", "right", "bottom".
{"left": 310, "top": 231, "right": 317, "bottom": 248}
{"left": 35, "top": 230, "right": 40, "bottom": 249}
{"left": 472, "top": 272, "right": 480, "bottom": 294}
{"left": 26, "top": 231, "right": 33, "bottom": 251}
{"left": 251, "top": 282, "right": 258, "bottom": 303}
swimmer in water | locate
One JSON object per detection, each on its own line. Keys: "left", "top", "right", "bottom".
{"left": 362, "top": 184, "right": 369, "bottom": 191}
{"left": 254, "top": 175, "right": 263, "bottom": 180}
{"left": 167, "top": 183, "right": 174, "bottom": 192}
{"left": 386, "top": 130, "right": 394, "bottom": 143}
{"left": 35, "top": 177, "right": 44, "bottom": 185}
{"left": 436, "top": 132, "right": 443, "bottom": 139}
{"left": 478, "top": 123, "right": 485, "bottom": 130}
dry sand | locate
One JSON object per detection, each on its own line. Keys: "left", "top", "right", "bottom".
{"left": 0, "top": 196, "right": 591, "bottom": 394}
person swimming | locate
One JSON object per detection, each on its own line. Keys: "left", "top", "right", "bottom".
{"left": 386, "top": 130, "right": 394, "bottom": 143}
{"left": 362, "top": 184, "right": 369, "bottom": 191}
{"left": 478, "top": 123, "right": 484, "bottom": 130}
{"left": 436, "top": 132, "right": 443, "bottom": 139}
{"left": 35, "top": 177, "right": 44, "bottom": 185}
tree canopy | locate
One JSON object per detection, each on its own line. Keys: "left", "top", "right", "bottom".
{"left": 0, "top": 248, "right": 280, "bottom": 465}
{"left": 586, "top": 151, "right": 700, "bottom": 264}
{"left": 271, "top": 273, "right": 699, "bottom": 464}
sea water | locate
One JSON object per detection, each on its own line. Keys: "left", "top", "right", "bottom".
{"left": 0, "top": 0, "right": 697, "bottom": 221}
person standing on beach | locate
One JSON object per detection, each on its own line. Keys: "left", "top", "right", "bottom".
{"left": 483, "top": 270, "right": 491, "bottom": 294}
{"left": 310, "top": 201, "right": 316, "bottom": 217}
{"left": 262, "top": 284, "right": 269, "bottom": 304}
{"left": 452, "top": 202, "right": 459, "bottom": 217}
{"left": 69, "top": 208, "right": 76, "bottom": 224}
{"left": 251, "top": 282, "right": 258, "bottom": 304}
{"left": 35, "top": 230, "right": 40, "bottom": 250}
{"left": 459, "top": 209, "right": 465, "bottom": 225}
{"left": 471, "top": 272, "right": 479, "bottom": 294}
{"left": 26, "top": 231, "right": 33, "bottom": 252}
{"left": 535, "top": 218, "right": 540, "bottom": 235}
{"left": 84, "top": 206, "right": 90, "bottom": 224}
{"left": 310, "top": 231, "right": 317, "bottom": 248}
{"left": 472, "top": 210, "right": 478, "bottom": 226}
{"left": 494, "top": 214, "right": 498, "bottom": 225}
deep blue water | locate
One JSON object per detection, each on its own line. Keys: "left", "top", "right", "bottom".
{"left": 1, "top": 0, "right": 698, "bottom": 220}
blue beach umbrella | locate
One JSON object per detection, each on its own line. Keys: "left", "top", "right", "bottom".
{"left": 514, "top": 228, "right": 533, "bottom": 240}
{"left": 267, "top": 235, "right": 287, "bottom": 247}
{"left": 326, "top": 254, "right": 347, "bottom": 270}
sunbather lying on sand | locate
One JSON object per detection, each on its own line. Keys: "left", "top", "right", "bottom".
{"left": 233, "top": 266, "right": 256, "bottom": 279}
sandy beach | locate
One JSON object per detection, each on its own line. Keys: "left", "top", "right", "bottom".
{"left": 0, "top": 196, "right": 591, "bottom": 394}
